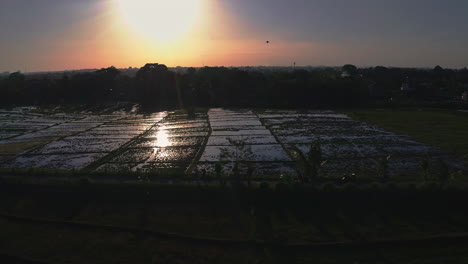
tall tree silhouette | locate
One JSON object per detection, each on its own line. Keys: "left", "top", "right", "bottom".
{"left": 342, "top": 64, "right": 358, "bottom": 78}
{"left": 136, "top": 63, "right": 177, "bottom": 109}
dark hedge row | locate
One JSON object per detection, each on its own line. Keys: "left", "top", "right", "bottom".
{"left": 1, "top": 64, "right": 467, "bottom": 109}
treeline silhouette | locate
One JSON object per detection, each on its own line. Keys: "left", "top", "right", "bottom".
{"left": 1, "top": 63, "right": 467, "bottom": 109}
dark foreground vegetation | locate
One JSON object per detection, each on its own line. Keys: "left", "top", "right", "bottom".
{"left": 1, "top": 64, "right": 468, "bottom": 109}
{"left": 1, "top": 177, "right": 468, "bottom": 263}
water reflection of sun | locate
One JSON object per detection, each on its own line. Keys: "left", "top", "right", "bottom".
{"left": 155, "top": 126, "right": 171, "bottom": 148}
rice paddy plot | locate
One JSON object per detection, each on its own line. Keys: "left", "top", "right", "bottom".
{"left": 71, "top": 131, "right": 139, "bottom": 139}
{"left": 271, "top": 124, "right": 392, "bottom": 136}
{"left": 92, "top": 125, "right": 151, "bottom": 132}
{"left": 196, "top": 109, "right": 293, "bottom": 177}
{"left": 99, "top": 111, "right": 210, "bottom": 173}
{"left": 146, "top": 147, "right": 199, "bottom": 163}
{"left": 147, "top": 131, "right": 209, "bottom": 138}
{"left": 0, "top": 107, "right": 168, "bottom": 170}
{"left": 196, "top": 162, "right": 297, "bottom": 176}
{"left": 2, "top": 153, "right": 108, "bottom": 170}
{"left": 320, "top": 156, "right": 447, "bottom": 177}
{"left": 109, "top": 148, "right": 155, "bottom": 163}
{"left": 210, "top": 119, "right": 263, "bottom": 127}
{"left": 95, "top": 162, "right": 139, "bottom": 172}
{"left": 109, "top": 146, "right": 199, "bottom": 165}
{"left": 261, "top": 117, "right": 354, "bottom": 126}
{"left": 294, "top": 143, "right": 441, "bottom": 160}
{"left": 77, "top": 115, "right": 123, "bottom": 122}
{"left": 207, "top": 135, "right": 277, "bottom": 146}
{"left": 211, "top": 129, "right": 271, "bottom": 136}
{"left": 159, "top": 121, "right": 209, "bottom": 130}
{"left": 8, "top": 122, "right": 104, "bottom": 141}
{"left": 145, "top": 125, "right": 209, "bottom": 138}
{"left": 200, "top": 145, "right": 291, "bottom": 162}
{"left": 0, "top": 132, "right": 21, "bottom": 139}
{"left": 2, "top": 123, "right": 53, "bottom": 131}
{"left": 258, "top": 109, "right": 462, "bottom": 177}
{"left": 30, "top": 138, "right": 131, "bottom": 154}
{"left": 132, "top": 162, "right": 191, "bottom": 173}
{"left": 0, "top": 107, "right": 463, "bottom": 178}
{"left": 132, "top": 137, "right": 205, "bottom": 148}
{"left": 0, "top": 155, "right": 13, "bottom": 163}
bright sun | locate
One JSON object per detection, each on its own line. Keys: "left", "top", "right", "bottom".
{"left": 115, "top": 0, "right": 201, "bottom": 42}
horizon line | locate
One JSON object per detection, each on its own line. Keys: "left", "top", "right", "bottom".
{"left": 4, "top": 64, "right": 468, "bottom": 75}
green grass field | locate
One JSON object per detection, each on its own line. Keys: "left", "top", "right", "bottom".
{"left": 344, "top": 109, "right": 468, "bottom": 165}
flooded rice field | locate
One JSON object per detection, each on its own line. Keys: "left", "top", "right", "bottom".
{"left": 197, "top": 109, "right": 293, "bottom": 176}
{"left": 0, "top": 107, "right": 462, "bottom": 179}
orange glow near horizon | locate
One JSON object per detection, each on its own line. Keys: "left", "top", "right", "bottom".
{"left": 25, "top": 0, "right": 314, "bottom": 71}
{"left": 3, "top": 0, "right": 468, "bottom": 73}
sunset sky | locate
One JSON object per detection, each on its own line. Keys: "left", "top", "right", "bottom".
{"left": 1, "top": 0, "right": 468, "bottom": 72}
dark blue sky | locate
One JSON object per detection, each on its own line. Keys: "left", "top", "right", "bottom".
{"left": 1, "top": 0, "right": 467, "bottom": 71}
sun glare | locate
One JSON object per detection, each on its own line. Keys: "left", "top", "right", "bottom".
{"left": 155, "top": 126, "right": 171, "bottom": 148}
{"left": 115, "top": 0, "right": 201, "bottom": 42}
